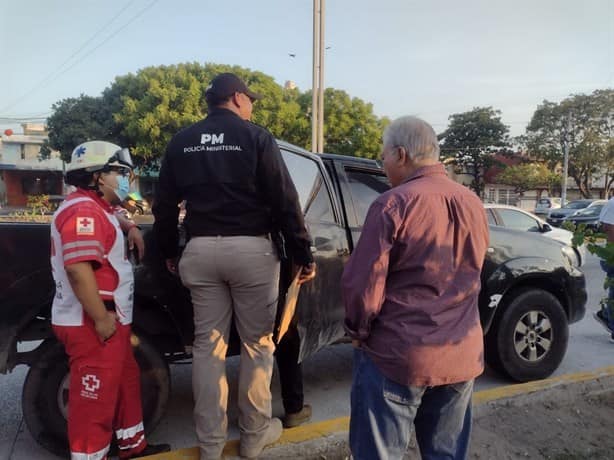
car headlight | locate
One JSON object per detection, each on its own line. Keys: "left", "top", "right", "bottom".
{"left": 561, "top": 245, "right": 581, "bottom": 269}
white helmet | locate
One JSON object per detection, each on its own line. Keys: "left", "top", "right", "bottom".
{"left": 67, "top": 140, "right": 134, "bottom": 172}
{"left": 65, "top": 140, "right": 134, "bottom": 186}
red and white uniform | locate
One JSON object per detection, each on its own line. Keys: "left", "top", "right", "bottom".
{"left": 51, "top": 189, "right": 147, "bottom": 460}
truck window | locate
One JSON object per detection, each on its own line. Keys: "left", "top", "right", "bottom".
{"left": 281, "top": 149, "right": 335, "bottom": 223}
{"left": 345, "top": 169, "right": 390, "bottom": 225}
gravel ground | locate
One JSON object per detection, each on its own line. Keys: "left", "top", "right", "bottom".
{"left": 252, "top": 374, "right": 614, "bottom": 460}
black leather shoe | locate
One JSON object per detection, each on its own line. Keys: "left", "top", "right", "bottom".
{"left": 128, "top": 443, "right": 171, "bottom": 458}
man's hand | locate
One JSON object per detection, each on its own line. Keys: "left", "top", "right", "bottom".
{"left": 127, "top": 226, "right": 145, "bottom": 261}
{"left": 166, "top": 258, "right": 178, "bottom": 274}
{"left": 352, "top": 339, "right": 361, "bottom": 348}
{"left": 95, "top": 311, "right": 118, "bottom": 342}
{"left": 298, "top": 262, "right": 317, "bottom": 284}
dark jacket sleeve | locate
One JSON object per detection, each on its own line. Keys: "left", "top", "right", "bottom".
{"left": 256, "top": 132, "right": 313, "bottom": 266}
{"left": 152, "top": 144, "right": 181, "bottom": 259}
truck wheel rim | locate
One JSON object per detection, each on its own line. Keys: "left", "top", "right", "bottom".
{"left": 513, "top": 310, "right": 552, "bottom": 362}
{"left": 57, "top": 373, "right": 70, "bottom": 420}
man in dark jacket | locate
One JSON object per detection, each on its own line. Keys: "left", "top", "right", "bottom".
{"left": 153, "top": 73, "right": 315, "bottom": 459}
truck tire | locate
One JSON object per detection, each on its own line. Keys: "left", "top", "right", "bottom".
{"left": 22, "top": 334, "right": 170, "bottom": 456}
{"left": 485, "top": 288, "right": 568, "bottom": 382}
{"left": 22, "top": 341, "right": 70, "bottom": 457}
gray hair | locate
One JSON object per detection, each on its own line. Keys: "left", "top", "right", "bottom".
{"left": 383, "top": 116, "right": 440, "bottom": 161}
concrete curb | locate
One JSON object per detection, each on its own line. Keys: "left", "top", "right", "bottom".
{"left": 142, "top": 365, "right": 614, "bottom": 459}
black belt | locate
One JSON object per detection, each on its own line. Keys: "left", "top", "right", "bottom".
{"left": 191, "top": 233, "right": 271, "bottom": 240}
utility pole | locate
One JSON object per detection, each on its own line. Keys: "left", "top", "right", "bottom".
{"left": 561, "top": 112, "right": 571, "bottom": 205}
{"left": 311, "top": 0, "right": 325, "bottom": 153}
{"left": 317, "top": 0, "right": 325, "bottom": 153}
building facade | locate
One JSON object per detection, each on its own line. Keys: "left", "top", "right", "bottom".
{"left": 0, "top": 124, "right": 64, "bottom": 207}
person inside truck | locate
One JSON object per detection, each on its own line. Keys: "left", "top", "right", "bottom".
{"left": 50, "top": 140, "right": 170, "bottom": 459}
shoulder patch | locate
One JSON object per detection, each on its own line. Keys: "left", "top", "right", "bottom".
{"left": 76, "top": 216, "right": 95, "bottom": 235}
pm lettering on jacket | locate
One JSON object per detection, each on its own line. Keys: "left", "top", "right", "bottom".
{"left": 201, "top": 133, "right": 224, "bottom": 145}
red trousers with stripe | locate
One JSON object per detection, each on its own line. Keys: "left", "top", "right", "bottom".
{"left": 54, "top": 317, "right": 147, "bottom": 459}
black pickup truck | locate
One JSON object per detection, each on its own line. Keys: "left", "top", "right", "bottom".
{"left": 0, "top": 141, "right": 587, "bottom": 456}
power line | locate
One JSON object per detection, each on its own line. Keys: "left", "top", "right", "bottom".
{"left": 0, "top": 0, "right": 158, "bottom": 114}
{"left": 0, "top": 1, "right": 135, "bottom": 114}
{"left": 49, "top": 0, "right": 160, "bottom": 83}
{"left": 0, "top": 110, "right": 52, "bottom": 119}
{"left": 0, "top": 117, "right": 49, "bottom": 122}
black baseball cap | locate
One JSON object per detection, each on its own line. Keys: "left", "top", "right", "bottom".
{"left": 205, "top": 73, "right": 263, "bottom": 101}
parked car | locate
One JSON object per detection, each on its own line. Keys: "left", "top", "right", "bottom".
{"left": 564, "top": 202, "right": 607, "bottom": 231}
{"left": 484, "top": 204, "right": 584, "bottom": 265}
{"left": 534, "top": 197, "right": 562, "bottom": 215}
{"left": 0, "top": 142, "right": 587, "bottom": 456}
{"left": 546, "top": 199, "right": 604, "bottom": 227}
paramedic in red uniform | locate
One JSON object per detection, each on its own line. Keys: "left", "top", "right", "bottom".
{"left": 50, "top": 141, "right": 170, "bottom": 459}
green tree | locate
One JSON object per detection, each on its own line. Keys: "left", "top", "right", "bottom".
{"left": 526, "top": 89, "right": 614, "bottom": 198}
{"left": 322, "top": 88, "right": 387, "bottom": 158}
{"left": 103, "top": 62, "right": 312, "bottom": 166}
{"left": 594, "top": 89, "right": 614, "bottom": 194}
{"left": 439, "top": 107, "right": 510, "bottom": 196}
{"left": 288, "top": 88, "right": 388, "bottom": 157}
{"left": 41, "top": 94, "right": 114, "bottom": 161}
{"left": 496, "top": 163, "right": 561, "bottom": 196}
{"left": 45, "top": 62, "right": 389, "bottom": 167}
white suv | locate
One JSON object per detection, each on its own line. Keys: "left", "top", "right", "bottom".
{"left": 485, "top": 204, "right": 584, "bottom": 266}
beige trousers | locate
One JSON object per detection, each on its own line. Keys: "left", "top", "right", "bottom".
{"left": 179, "top": 236, "right": 280, "bottom": 460}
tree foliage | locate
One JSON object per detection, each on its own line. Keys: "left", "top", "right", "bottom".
{"left": 44, "top": 63, "right": 388, "bottom": 169}
{"left": 41, "top": 94, "right": 114, "bottom": 162}
{"left": 496, "top": 163, "right": 561, "bottom": 196}
{"left": 294, "top": 88, "right": 388, "bottom": 158}
{"left": 526, "top": 89, "right": 614, "bottom": 198}
{"left": 439, "top": 106, "right": 510, "bottom": 196}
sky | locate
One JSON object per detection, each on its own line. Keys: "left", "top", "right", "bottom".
{"left": 0, "top": 0, "right": 612, "bottom": 138}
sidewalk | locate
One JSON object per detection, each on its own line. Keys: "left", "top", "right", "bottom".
{"left": 143, "top": 366, "right": 614, "bottom": 460}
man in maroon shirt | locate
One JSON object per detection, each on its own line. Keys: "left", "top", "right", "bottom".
{"left": 342, "top": 116, "right": 489, "bottom": 460}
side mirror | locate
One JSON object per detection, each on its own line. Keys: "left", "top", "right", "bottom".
{"left": 541, "top": 223, "right": 552, "bottom": 233}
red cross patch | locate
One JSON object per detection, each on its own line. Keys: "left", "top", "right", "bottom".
{"left": 82, "top": 374, "right": 101, "bottom": 393}
{"left": 76, "top": 217, "right": 95, "bottom": 235}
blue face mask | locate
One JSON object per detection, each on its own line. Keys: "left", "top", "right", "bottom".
{"left": 114, "top": 175, "right": 131, "bottom": 201}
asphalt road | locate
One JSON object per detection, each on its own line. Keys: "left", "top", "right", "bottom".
{"left": 1, "top": 252, "right": 613, "bottom": 460}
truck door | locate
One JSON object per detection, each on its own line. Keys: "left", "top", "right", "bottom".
{"left": 331, "top": 163, "right": 391, "bottom": 248}
{"left": 279, "top": 148, "right": 350, "bottom": 360}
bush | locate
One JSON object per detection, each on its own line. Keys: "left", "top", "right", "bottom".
{"left": 7, "top": 195, "right": 52, "bottom": 223}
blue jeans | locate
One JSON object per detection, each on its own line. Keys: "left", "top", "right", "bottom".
{"left": 600, "top": 260, "right": 614, "bottom": 330}
{"left": 350, "top": 349, "right": 473, "bottom": 460}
